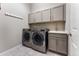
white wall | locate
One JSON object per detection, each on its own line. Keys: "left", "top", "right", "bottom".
{"left": 0, "top": 3, "right": 30, "bottom": 53}
{"left": 30, "top": 3, "right": 64, "bottom": 12}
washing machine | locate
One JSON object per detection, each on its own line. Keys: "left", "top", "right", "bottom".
{"left": 31, "top": 29, "right": 49, "bottom": 53}
{"left": 22, "top": 29, "right": 32, "bottom": 48}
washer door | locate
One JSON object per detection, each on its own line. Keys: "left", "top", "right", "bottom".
{"left": 32, "top": 32, "right": 44, "bottom": 46}
{"left": 23, "top": 32, "right": 30, "bottom": 42}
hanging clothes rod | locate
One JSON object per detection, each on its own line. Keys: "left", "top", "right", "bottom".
{"left": 5, "top": 12, "right": 23, "bottom": 20}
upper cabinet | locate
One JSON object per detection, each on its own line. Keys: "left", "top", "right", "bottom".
{"left": 28, "top": 13, "right": 35, "bottom": 23}
{"left": 29, "top": 11, "right": 42, "bottom": 23}
{"left": 51, "top": 5, "right": 64, "bottom": 21}
{"left": 29, "top": 4, "right": 65, "bottom": 24}
{"left": 42, "top": 9, "right": 50, "bottom": 22}
{"left": 34, "top": 11, "right": 42, "bottom": 23}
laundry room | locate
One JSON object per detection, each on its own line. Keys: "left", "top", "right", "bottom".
{"left": 0, "top": 3, "right": 79, "bottom": 56}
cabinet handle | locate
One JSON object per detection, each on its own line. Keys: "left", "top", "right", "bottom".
{"left": 69, "top": 33, "right": 72, "bottom": 37}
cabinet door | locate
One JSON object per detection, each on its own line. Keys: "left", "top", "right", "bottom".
{"left": 56, "top": 38, "right": 68, "bottom": 54}
{"left": 34, "top": 12, "right": 42, "bottom": 23}
{"left": 48, "top": 37, "right": 56, "bottom": 51}
{"left": 51, "top": 6, "right": 64, "bottom": 21}
{"left": 28, "top": 13, "right": 35, "bottom": 23}
{"left": 42, "top": 9, "right": 50, "bottom": 22}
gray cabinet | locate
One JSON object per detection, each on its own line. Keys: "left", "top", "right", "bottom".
{"left": 34, "top": 11, "right": 42, "bottom": 23}
{"left": 56, "top": 37, "right": 67, "bottom": 54}
{"left": 48, "top": 37, "right": 56, "bottom": 51}
{"left": 48, "top": 33, "right": 68, "bottom": 55}
{"left": 28, "top": 13, "right": 35, "bottom": 23}
{"left": 29, "top": 11, "right": 42, "bottom": 23}
{"left": 28, "top": 5, "right": 65, "bottom": 24}
{"left": 42, "top": 9, "right": 50, "bottom": 22}
{"left": 51, "top": 5, "right": 64, "bottom": 21}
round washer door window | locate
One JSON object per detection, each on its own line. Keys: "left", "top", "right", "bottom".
{"left": 32, "top": 32, "right": 44, "bottom": 46}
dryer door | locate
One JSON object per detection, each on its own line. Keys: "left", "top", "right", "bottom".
{"left": 32, "top": 32, "right": 44, "bottom": 46}
{"left": 23, "top": 31, "right": 30, "bottom": 42}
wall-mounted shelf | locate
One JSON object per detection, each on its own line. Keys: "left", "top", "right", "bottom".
{"left": 5, "top": 12, "right": 23, "bottom": 20}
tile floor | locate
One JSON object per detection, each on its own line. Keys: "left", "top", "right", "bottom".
{"left": 0, "top": 44, "right": 61, "bottom": 56}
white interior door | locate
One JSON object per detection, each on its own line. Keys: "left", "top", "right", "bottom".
{"left": 68, "top": 4, "right": 79, "bottom": 56}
